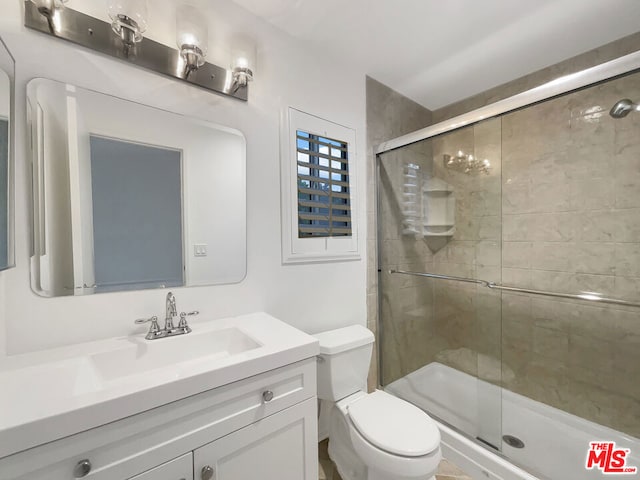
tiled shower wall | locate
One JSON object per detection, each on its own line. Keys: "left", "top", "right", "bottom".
{"left": 496, "top": 71, "right": 640, "bottom": 436}
{"left": 365, "top": 77, "right": 432, "bottom": 390}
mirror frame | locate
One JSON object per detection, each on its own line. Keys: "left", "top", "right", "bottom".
{"left": 0, "top": 35, "right": 15, "bottom": 272}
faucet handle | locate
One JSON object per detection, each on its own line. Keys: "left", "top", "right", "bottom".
{"left": 135, "top": 315, "right": 159, "bottom": 325}
{"left": 178, "top": 311, "right": 198, "bottom": 330}
{"left": 134, "top": 316, "right": 161, "bottom": 337}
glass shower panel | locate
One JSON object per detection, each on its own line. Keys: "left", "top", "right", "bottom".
{"left": 378, "top": 117, "right": 503, "bottom": 451}
{"left": 498, "top": 69, "right": 640, "bottom": 479}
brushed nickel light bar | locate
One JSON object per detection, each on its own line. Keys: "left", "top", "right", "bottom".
{"left": 23, "top": 0, "right": 250, "bottom": 101}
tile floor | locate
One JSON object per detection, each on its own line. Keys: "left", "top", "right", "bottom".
{"left": 318, "top": 440, "right": 473, "bottom": 480}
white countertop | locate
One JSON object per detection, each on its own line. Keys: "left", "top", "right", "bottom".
{"left": 0, "top": 312, "right": 319, "bottom": 459}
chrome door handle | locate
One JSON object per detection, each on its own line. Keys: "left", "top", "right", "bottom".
{"left": 262, "top": 390, "right": 274, "bottom": 402}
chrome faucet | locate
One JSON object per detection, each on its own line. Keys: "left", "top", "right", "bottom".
{"left": 134, "top": 292, "right": 198, "bottom": 340}
{"left": 165, "top": 292, "right": 178, "bottom": 331}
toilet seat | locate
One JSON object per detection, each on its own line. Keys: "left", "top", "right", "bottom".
{"left": 347, "top": 420, "right": 441, "bottom": 478}
{"left": 347, "top": 390, "right": 440, "bottom": 456}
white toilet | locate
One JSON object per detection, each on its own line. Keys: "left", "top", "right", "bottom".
{"left": 314, "top": 325, "right": 441, "bottom": 480}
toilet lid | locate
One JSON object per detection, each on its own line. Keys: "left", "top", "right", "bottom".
{"left": 347, "top": 390, "right": 440, "bottom": 457}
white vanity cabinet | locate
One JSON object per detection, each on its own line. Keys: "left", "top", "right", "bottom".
{"left": 0, "top": 359, "right": 318, "bottom": 480}
{"left": 194, "top": 399, "right": 316, "bottom": 480}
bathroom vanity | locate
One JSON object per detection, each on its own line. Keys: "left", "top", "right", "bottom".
{"left": 0, "top": 313, "right": 319, "bottom": 480}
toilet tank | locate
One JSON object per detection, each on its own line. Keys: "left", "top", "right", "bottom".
{"left": 313, "top": 325, "right": 375, "bottom": 401}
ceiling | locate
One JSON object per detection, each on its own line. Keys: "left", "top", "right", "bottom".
{"left": 230, "top": 0, "right": 640, "bottom": 110}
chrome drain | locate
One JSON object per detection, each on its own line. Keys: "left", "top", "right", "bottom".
{"left": 503, "top": 435, "right": 525, "bottom": 449}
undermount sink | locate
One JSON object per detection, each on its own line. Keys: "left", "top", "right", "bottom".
{"left": 91, "top": 327, "right": 262, "bottom": 381}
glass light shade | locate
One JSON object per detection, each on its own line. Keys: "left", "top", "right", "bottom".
{"left": 108, "top": 0, "right": 148, "bottom": 44}
{"left": 230, "top": 36, "right": 256, "bottom": 86}
{"left": 176, "top": 5, "right": 208, "bottom": 56}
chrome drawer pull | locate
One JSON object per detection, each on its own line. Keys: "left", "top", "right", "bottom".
{"left": 73, "top": 459, "right": 92, "bottom": 478}
{"left": 201, "top": 465, "right": 215, "bottom": 480}
{"left": 262, "top": 390, "right": 274, "bottom": 402}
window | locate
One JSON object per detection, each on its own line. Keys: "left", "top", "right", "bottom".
{"left": 296, "top": 130, "right": 352, "bottom": 238}
{"left": 281, "top": 108, "right": 359, "bottom": 263}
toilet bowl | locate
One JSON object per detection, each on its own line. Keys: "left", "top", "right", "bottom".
{"left": 314, "top": 326, "right": 441, "bottom": 480}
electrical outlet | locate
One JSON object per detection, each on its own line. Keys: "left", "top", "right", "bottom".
{"left": 194, "top": 244, "right": 208, "bottom": 257}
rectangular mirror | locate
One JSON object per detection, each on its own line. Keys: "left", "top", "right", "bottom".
{"left": 27, "top": 79, "right": 246, "bottom": 297}
{"left": 0, "top": 37, "right": 14, "bottom": 272}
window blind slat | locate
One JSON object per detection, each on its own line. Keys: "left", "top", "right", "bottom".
{"left": 299, "top": 226, "right": 352, "bottom": 235}
{"left": 297, "top": 148, "right": 349, "bottom": 165}
{"left": 297, "top": 173, "right": 349, "bottom": 188}
{"left": 297, "top": 135, "right": 349, "bottom": 153}
{"left": 298, "top": 187, "right": 351, "bottom": 200}
{"left": 299, "top": 200, "right": 352, "bottom": 211}
{"left": 297, "top": 161, "right": 348, "bottom": 176}
{"left": 299, "top": 212, "right": 351, "bottom": 221}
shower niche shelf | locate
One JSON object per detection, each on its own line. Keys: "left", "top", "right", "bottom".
{"left": 423, "top": 177, "right": 455, "bottom": 237}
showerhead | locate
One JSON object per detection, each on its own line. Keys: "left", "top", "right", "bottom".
{"left": 609, "top": 98, "right": 640, "bottom": 118}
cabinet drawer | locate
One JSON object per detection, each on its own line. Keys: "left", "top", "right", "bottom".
{"left": 129, "top": 453, "right": 193, "bottom": 480}
{"left": 0, "top": 359, "right": 316, "bottom": 480}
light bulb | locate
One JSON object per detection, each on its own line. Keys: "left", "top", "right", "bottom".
{"left": 176, "top": 4, "right": 208, "bottom": 76}
{"left": 176, "top": 5, "right": 208, "bottom": 55}
{"left": 230, "top": 35, "right": 256, "bottom": 88}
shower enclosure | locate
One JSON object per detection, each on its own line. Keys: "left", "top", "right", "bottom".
{"left": 376, "top": 54, "right": 640, "bottom": 480}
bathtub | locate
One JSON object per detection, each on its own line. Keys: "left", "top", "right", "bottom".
{"left": 386, "top": 363, "right": 640, "bottom": 480}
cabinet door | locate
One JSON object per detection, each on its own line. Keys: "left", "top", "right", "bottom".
{"left": 129, "top": 453, "right": 193, "bottom": 480}
{"left": 193, "top": 398, "right": 317, "bottom": 480}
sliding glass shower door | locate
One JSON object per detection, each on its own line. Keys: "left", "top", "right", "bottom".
{"left": 377, "top": 117, "right": 504, "bottom": 452}
{"left": 377, "top": 67, "right": 640, "bottom": 480}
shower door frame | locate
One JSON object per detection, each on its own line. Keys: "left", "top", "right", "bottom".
{"left": 374, "top": 48, "right": 640, "bottom": 389}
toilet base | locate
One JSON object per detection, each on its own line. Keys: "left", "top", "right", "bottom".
{"left": 329, "top": 435, "right": 436, "bottom": 480}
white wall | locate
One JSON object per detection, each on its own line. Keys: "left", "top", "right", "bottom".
{"left": 0, "top": 0, "right": 367, "bottom": 355}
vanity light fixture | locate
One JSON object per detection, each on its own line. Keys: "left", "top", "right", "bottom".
{"left": 231, "top": 36, "right": 256, "bottom": 90}
{"left": 107, "top": 0, "right": 148, "bottom": 47}
{"left": 176, "top": 5, "right": 208, "bottom": 77}
{"left": 23, "top": 1, "right": 250, "bottom": 101}
{"left": 443, "top": 151, "right": 491, "bottom": 175}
